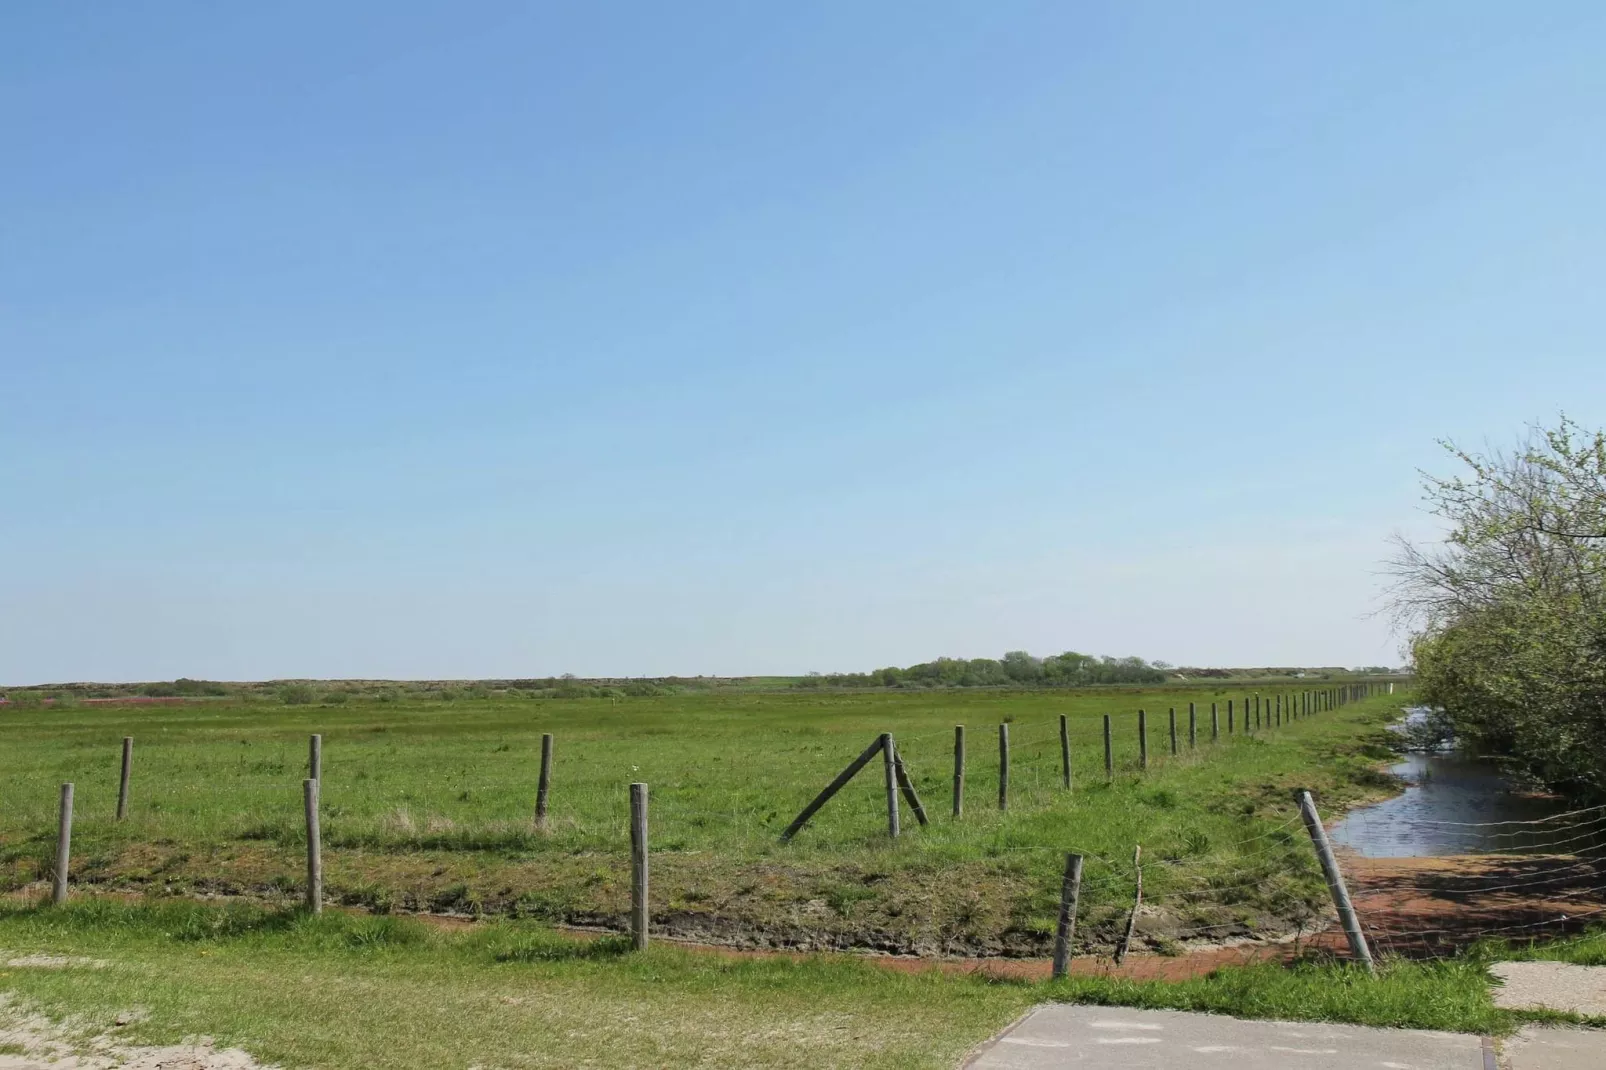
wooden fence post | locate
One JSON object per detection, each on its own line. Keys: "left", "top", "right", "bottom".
{"left": 535, "top": 732, "right": 554, "bottom": 828}
{"left": 1103, "top": 715, "right": 1113, "bottom": 782}
{"left": 1227, "top": 699, "right": 1235, "bottom": 734}
{"left": 892, "top": 746, "right": 930, "bottom": 826}
{"left": 309, "top": 734, "right": 322, "bottom": 783}
{"left": 1295, "top": 789, "right": 1373, "bottom": 973}
{"left": 1138, "top": 710, "right": 1148, "bottom": 770}
{"left": 116, "top": 737, "right": 133, "bottom": 821}
{"left": 1168, "top": 708, "right": 1178, "bottom": 756}
{"left": 781, "top": 736, "right": 888, "bottom": 841}
{"left": 303, "top": 778, "right": 322, "bottom": 914}
{"left": 1051, "top": 853, "right": 1084, "bottom": 980}
{"left": 997, "top": 724, "right": 1010, "bottom": 811}
{"left": 883, "top": 733, "right": 901, "bottom": 836}
{"left": 630, "top": 782, "right": 649, "bottom": 950}
{"left": 1114, "top": 844, "right": 1142, "bottom": 966}
{"left": 1211, "top": 702, "right": 1219, "bottom": 741}
{"left": 1059, "top": 715, "right": 1071, "bottom": 790}
{"left": 53, "top": 783, "right": 73, "bottom": 906}
{"left": 953, "top": 725, "right": 965, "bottom": 818}
{"left": 1188, "top": 703, "right": 1197, "bottom": 749}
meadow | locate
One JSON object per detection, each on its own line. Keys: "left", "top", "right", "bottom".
{"left": 0, "top": 684, "right": 1402, "bottom": 956}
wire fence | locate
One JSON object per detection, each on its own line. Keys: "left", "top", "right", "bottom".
{"left": 21, "top": 681, "right": 1558, "bottom": 972}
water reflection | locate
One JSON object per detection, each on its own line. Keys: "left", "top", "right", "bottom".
{"left": 1330, "top": 751, "right": 1582, "bottom": 858}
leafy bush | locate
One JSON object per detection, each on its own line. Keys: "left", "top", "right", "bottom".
{"left": 278, "top": 684, "right": 317, "bottom": 706}
{"left": 1392, "top": 417, "right": 1606, "bottom": 800}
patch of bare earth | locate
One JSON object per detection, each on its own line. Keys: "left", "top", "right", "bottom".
{"left": 0, "top": 995, "right": 272, "bottom": 1070}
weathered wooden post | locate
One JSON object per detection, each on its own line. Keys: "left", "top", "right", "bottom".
{"left": 1059, "top": 714, "right": 1072, "bottom": 790}
{"left": 1211, "top": 702, "right": 1219, "bottom": 741}
{"left": 116, "top": 737, "right": 133, "bottom": 821}
{"left": 630, "top": 782, "right": 650, "bottom": 949}
{"left": 882, "top": 733, "right": 901, "bottom": 836}
{"left": 535, "top": 732, "right": 554, "bottom": 829}
{"left": 1051, "top": 852, "right": 1084, "bottom": 981}
{"left": 953, "top": 725, "right": 965, "bottom": 818}
{"left": 1295, "top": 789, "right": 1374, "bottom": 973}
{"left": 1188, "top": 702, "right": 1197, "bottom": 749}
{"left": 1114, "top": 844, "right": 1142, "bottom": 966}
{"left": 780, "top": 736, "right": 888, "bottom": 841}
{"left": 303, "top": 778, "right": 322, "bottom": 914}
{"left": 892, "top": 745, "right": 930, "bottom": 826}
{"left": 309, "top": 733, "right": 322, "bottom": 783}
{"left": 998, "top": 723, "right": 1010, "bottom": 811}
{"left": 1102, "top": 715, "right": 1113, "bottom": 782}
{"left": 1168, "top": 708, "right": 1178, "bottom": 756}
{"left": 53, "top": 783, "right": 73, "bottom": 906}
{"left": 1138, "top": 710, "right": 1148, "bottom": 770}
{"left": 1227, "top": 699, "right": 1235, "bottom": 734}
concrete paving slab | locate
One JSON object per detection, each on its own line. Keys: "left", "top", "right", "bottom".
{"left": 965, "top": 1005, "right": 1482, "bottom": 1069}
{"left": 1502, "top": 1025, "right": 1606, "bottom": 1070}
{"left": 1489, "top": 961, "right": 1606, "bottom": 1016}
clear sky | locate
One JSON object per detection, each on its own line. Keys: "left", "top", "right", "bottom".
{"left": 5, "top": 3, "right": 1606, "bottom": 683}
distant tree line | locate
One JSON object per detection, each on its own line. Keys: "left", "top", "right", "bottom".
{"left": 792, "top": 651, "right": 1170, "bottom": 690}
{"left": 1391, "top": 417, "right": 1606, "bottom": 801}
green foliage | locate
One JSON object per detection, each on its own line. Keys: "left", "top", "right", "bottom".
{"left": 277, "top": 683, "right": 317, "bottom": 706}
{"left": 794, "top": 650, "right": 1169, "bottom": 690}
{"left": 1394, "top": 417, "right": 1606, "bottom": 799}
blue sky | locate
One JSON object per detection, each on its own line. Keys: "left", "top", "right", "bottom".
{"left": 5, "top": 3, "right": 1606, "bottom": 682}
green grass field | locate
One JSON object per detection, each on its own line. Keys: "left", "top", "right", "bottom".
{"left": 0, "top": 684, "right": 1400, "bottom": 955}
{"left": 0, "top": 901, "right": 1598, "bottom": 1069}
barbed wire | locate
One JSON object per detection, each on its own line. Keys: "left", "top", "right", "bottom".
{"left": 1366, "top": 802, "right": 1606, "bottom": 829}
{"left": 1362, "top": 903, "right": 1606, "bottom": 942}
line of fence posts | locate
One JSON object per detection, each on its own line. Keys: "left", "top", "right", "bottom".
{"left": 882, "top": 732, "right": 901, "bottom": 836}
{"left": 1050, "top": 852, "right": 1083, "bottom": 981}
{"left": 303, "top": 776, "right": 321, "bottom": 914}
{"left": 1295, "top": 787, "right": 1374, "bottom": 973}
{"left": 42, "top": 681, "right": 1396, "bottom": 921}
{"left": 1103, "top": 714, "right": 1113, "bottom": 782}
{"left": 535, "top": 732, "right": 554, "bottom": 829}
{"left": 630, "top": 782, "right": 649, "bottom": 950}
{"left": 998, "top": 723, "right": 1009, "bottom": 811}
{"left": 53, "top": 783, "right": 73, "bottom": 906}
{"left": 116, "top": 737, "right": 132, "bottom": 821}
{"left": 953, "top": 725, "right": 965, "bottom": 818}
{"left": 1059, "top": 714, "right": 1071, "bottom": 790}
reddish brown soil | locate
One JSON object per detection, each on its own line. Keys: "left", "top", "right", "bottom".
{"left": 1343, "top": 852, "right": 1606, "bottom": 957}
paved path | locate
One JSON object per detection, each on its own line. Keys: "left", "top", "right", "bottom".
{"left": 964, "top": 1005, "right": 1484, "bottom": 1069}
{"left": 1490, "top": 961, "right": 1606, "bottom": 1017}
{"left": 1503, "top": 1026, "right": 1606, "bottom": 1070}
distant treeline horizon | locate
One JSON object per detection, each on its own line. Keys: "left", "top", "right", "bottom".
{"left": 791, "top": 652, "right": 1399, "bottom": 690}
{"left": 4, "top": 660, "right": 1404, "bottom": 701}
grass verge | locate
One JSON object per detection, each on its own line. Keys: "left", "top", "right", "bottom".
{"left": 3, "top": 901, "right": 1604, "bottom": 1068}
